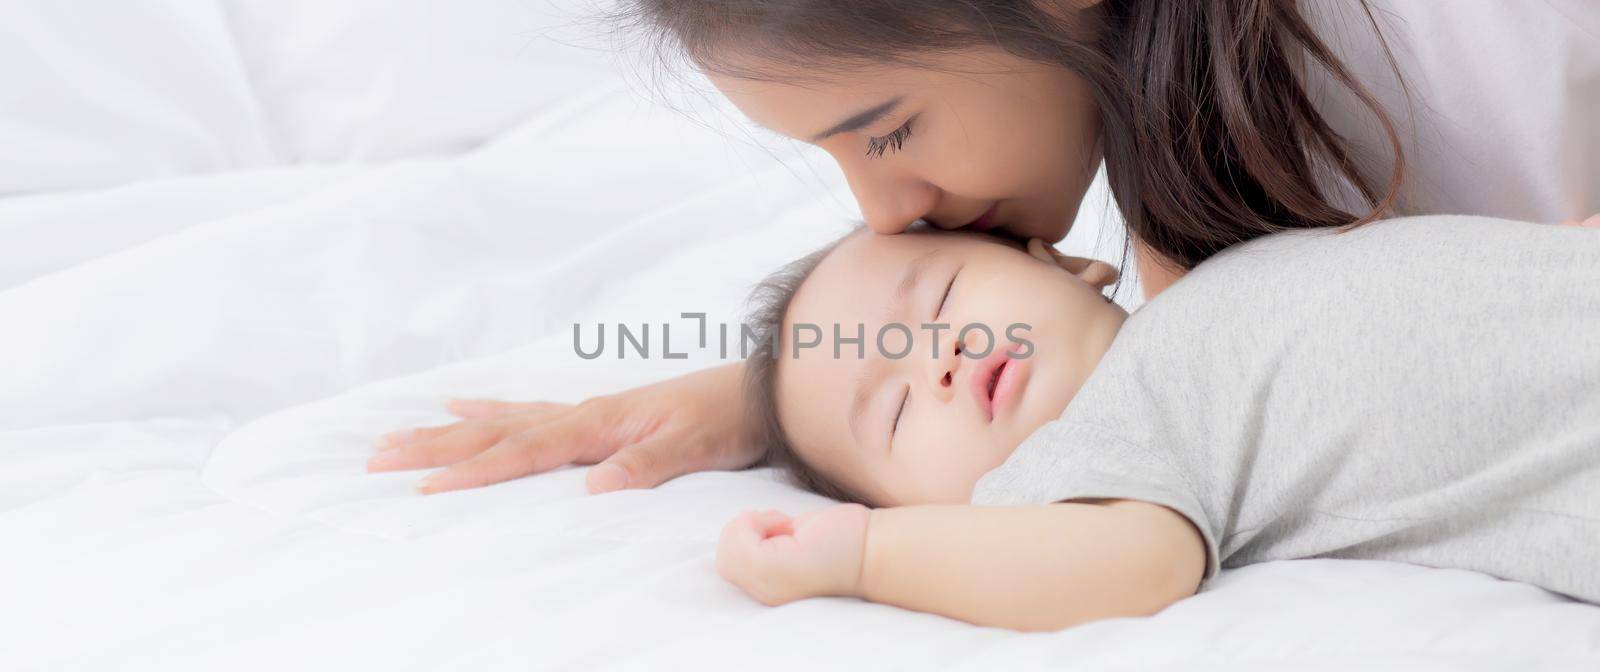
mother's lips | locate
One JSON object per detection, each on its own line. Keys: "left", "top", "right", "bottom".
{"left": 966, "top": 204, "right": 1001, "bottom": 231}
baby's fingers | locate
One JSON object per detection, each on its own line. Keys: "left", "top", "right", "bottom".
{"left": 717, "top": 511, "right": 792, "bottom": 588}
{"left": 718, "top": 511, "right": 793, "bottom": 559}
{"left": 719, "top": 512, "right": 761, "bottom": 550}
{"left": 717, "top": 512, "right": 765, "bottom": 579}
{"left": 720, "top": 510, "right": 793, "bottom": 547}
{"left": 753, "top": 510, "right": 795, "bottom": 539}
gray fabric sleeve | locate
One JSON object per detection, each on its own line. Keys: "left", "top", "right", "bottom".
{"left": 971, "top": 421, "right": 1222, "bottom": 581}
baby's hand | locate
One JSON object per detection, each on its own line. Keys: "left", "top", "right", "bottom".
{"left": 1559, "top": 214, "right": 1600, "bottom": 228}
{"left": 715, "top": 504, "right": 871, "bottom": 606}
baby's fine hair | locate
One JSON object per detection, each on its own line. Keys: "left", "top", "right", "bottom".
{"left": 742, "top": 228, "right": 871, "bottom": 505}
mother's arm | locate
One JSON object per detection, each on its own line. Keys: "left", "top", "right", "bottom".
{"left": 368, "top": 361, "right": 757, "bottom": 494}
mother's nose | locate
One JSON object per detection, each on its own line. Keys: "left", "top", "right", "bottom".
{"left": 842, "top": 162, "right": 939, "bottom": 234}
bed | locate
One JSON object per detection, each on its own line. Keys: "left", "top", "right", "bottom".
{"left": 3, "top": 2, "right": 1597, "bottom": 670}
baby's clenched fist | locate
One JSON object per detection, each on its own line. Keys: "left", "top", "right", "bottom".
{"left": 715, "top": 504, "right": 871, "bottom": 606}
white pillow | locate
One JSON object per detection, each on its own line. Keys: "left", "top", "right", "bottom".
{"left": 224, "top": 0, "right": 621, "bottom": 163}
{"left": 0, "top": 0, "right": 280, "bottom": 195}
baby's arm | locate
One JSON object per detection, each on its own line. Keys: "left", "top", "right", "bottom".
{"left": 1560, "top": 214, "right": 1600, "bottom": 228}
{"left": 716, "top": 500, "right": 1205, "bottom": 632}
{"left": 865, "top": 500, "right": 1204, "bottom": 630}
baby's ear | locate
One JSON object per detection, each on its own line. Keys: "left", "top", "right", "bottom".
{"left": 1027, "top": 238, "right": 1119, "bottom": 291}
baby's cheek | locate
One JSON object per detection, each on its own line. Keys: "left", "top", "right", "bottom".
{"left": 958, "top": 436, "right": 1019, "bottom": 495}
{"left": 909, "top": 450, "right": 1003, "bottom": 505}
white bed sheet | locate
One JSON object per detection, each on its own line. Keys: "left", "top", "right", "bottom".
{"left": 2, "top": 75, "right": 1598, "bottom": 672}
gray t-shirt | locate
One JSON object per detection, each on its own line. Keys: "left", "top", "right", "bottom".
{"left": 972, "top": 216, "right": 1600, "bottom": 603}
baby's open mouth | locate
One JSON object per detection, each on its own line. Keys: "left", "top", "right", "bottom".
{"left": 971, "top": 347, "right": 1020, "bottom": 422}
{"left": 971, "top": 343, "right": 1028, "bottom": 423}
{"left": 986, "top": 359, "right": 1007, "bottom": 403}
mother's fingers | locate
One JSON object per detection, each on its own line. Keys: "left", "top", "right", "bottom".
{"left": 374, "top": 423, "right": 456, "bottom": 450}
{"left": 372, "top": 400, "right": 572, "bottom": 452}
{"left": 366, "top": 423, "right": 504, "bottom": 473}
{"left": 445, "top": 398, "right": 572, "bottom": 420}
{"left": 416, "top": 416, "right": 601, "bottom": 494}
{"left": 584, "top": 434, "right": 692, "bottom": 493}
{"left": 1026, "top": 238, "right": 1119, "bottom": 286}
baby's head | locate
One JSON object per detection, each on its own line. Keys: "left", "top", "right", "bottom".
{"left": 744, "top": 226, "right": 1127, "bottom": 507}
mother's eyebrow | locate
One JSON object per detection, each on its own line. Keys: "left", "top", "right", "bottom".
{"left": 810, "top": 96, "right": 903, "bottom": 142}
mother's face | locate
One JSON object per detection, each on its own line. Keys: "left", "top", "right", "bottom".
{"left": 708, "top": 48, "right": 1101, "bottom": 242}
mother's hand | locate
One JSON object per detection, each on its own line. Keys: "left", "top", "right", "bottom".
{"left": 367, "top": 362, "right": 755, "bottom": 494}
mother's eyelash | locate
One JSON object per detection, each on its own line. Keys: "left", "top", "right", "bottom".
{"left": 865, "top": 118, "right": 914, "bottom": 158}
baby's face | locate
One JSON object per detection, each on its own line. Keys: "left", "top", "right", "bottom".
{"left": 776, "top": 230, "right": 1126, "bottom": 506}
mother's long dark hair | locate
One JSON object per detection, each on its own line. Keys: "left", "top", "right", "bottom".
{"left": 617, "top": 0, "right": 1405, "bottom": 272}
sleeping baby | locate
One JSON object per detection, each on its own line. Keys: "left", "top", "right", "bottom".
{"left": 717, "top": 216, "right": 1600, "bottom": 631}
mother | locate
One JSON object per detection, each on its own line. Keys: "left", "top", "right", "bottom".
{"left": 369, "top": 0, "right": 1599, "bottom": 493}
